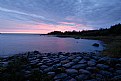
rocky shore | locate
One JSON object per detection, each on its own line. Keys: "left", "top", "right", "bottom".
{"left": 0, "top": 51, "right": 121, "bottom": 81}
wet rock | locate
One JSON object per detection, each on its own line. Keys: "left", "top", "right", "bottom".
{"left": 87, "top": 60, "right": 96, "bottom": 66}
{"left": 47, "top": 72, "right": 55, "bottom": 76}
{"left": 72, "top": 58, "right": 80, "bottom": 63}
{"left": 63, "top": 62, "right": 75, "bottom": 68}
{"left": 115, "top": 70, "right": 121, "bottom": 75}
{"left": 72, "top": 64, "right": 87, "bottom": 69}
{"left": 43, "top": 66, "right": 54, "bottom": 73}
{"left": 115, "top": 64, "right": 121, "bottom": 69}
{"left": 92, "top": 43, "right": 99, "bottom": 47}
{"left": 111, "top": 75, "right": 121, "bottom": 81}
{"left": 96, "top": 64, "right": 109, "bottom": 70}
{"left": 61, "top": 60, "right": 70, "bottom": 64}
{"left": 63, "top": 76, "right": 77, "bottom": 81}
{"left": 54, "top": 73, "right": 68, "bottom": 80}
{"left": 78, "top": 59, "right": 87, "bottom": 64}
{"left": 76, "top": 56, "right": 82, "bottom": 60}
{"left": 0, "top": 62, "right": 8, "bottom": 67}
{"left": 40, "top": 65, "right": 48, "bottom": 70}
{"left": 66, "top": 69, "right": 78, "bottom": 74}
{"left": 98, "top": 57, "right": 110, "bottom": 64}
{"left": 68, "top": 56, "right": 75, "bottom": 60}
{"left": 79, "top": 69, "right": 91, "bottom": 74}
{"left": 86, "top": 67, "right": 97, "bottom": 72}
{"left": 99, "top": 70, "right": 113, "bottom": 77}
{"left": 76, "top": 74, "right": 89, "bottom": 80}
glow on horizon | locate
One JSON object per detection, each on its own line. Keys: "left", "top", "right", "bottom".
{"left": 1, "top": 23, "right": 92, "bottom": 34}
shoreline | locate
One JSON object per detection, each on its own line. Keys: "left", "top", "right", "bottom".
{"left": 55, "top": 35, "right": 121, "bottom": 58}
{"left": 0, "top": 51, "right": 121, "bottom": 81}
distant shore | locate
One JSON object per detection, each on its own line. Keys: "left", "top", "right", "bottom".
{"left": 54, "top": 35, "right": 121, "bottom": 58}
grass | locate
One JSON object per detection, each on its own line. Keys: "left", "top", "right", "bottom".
{"left": 56, "top": 35, "right": 121, "bottom": 58}
{"left": 80, "top": 36, "right": 121, "bottom": 58}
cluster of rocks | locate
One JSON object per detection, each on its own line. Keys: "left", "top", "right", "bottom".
{"left": 0, "top": 51, "right": 121, "bottom": 81}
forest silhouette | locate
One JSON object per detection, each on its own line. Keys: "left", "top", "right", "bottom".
{"left": 48, "top": 23, "right": 121, "bottom": 36}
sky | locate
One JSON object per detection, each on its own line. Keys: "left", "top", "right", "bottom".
{"left": 0, "top": 0, "right": 121, "bottom": 34}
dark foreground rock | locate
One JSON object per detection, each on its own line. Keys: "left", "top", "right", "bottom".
{"left": 0, "top": 51, "right": 121, "bottom": 81}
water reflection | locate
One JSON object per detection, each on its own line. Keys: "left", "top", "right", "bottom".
{"left": 0, "top": 34, "right": 104, "bottom": 56}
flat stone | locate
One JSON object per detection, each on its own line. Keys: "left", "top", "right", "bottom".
{"left": 79, "top": 69, "right": 91, "bottom": 74}
{"left": 76, "top": 56, "right": 82, "bottom": 60}
{"left": 78, "top": 59, "right": 87, "bottom": 64}
{"left": 76, "top": 74, "right": 89, "bottom": 80}
{"left": 61, "top": 60, "right": 70, "bottom": 64}
{"left": 47, "top": 72, "right": 55, "bottom": 76}
{"left": 116, "top": 64, "right": 121, "bottom": 69}
{"left": 40, "top": 65, "right": 48, "bottom": 70}
{"left": 98, "top": 57, "right": 110, "bottom": 63}
{"left": 96, "top": 64, "right": 109, "bottom": 70}
{"left": 87, "top": 61, "right": 96, "bottom": 66}
{"left": 0, "top": 62, "right": 8, "bottom": 67}
{"left": 43, "top": 66, "right": 54, "bottom": 73}
{"left": 63, "top": 62, "right": 75, "bottom": 68}
{"left": 112, "top": 75, "right": 121, "bottom": 81}
{"left": 99, "top": 70, "right": 113, "bottom": 77}
{"left": 72, "top": 58, "right": 80, "bottom": 63}
{"left": 63, "top": 76, "right": 77, "bottom": 81}
{"left": 66, "top": 69, "right": 78, "bottom": 74}
{"left": 72, "top": 64, "right": 87, "bottom": 69}
{"left": 115, "top": 70, "right": 121, "bottom": 75}
{"left": 86, "top": 67, "right": 97, "bottom": 72}
{"left": 54, "top": 73, "right": 68, "bottom": 80}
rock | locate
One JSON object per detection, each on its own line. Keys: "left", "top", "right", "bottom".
{"left": 40, "top": 65, "right": 48, "bottom": 70}
{"left": 43, "top": 66, "right": 54, "bottom": 73}
{"left": 85, "top": 79, "right": 98, "bottom": 81}
{"left": 76, "top": 56, "right": 82, "bottom": 60}
{"left": 78, "top": 59, "right": 87, "bottom": 64}
{"left": 92, "top": 43, "right": 99, "bottom": 47}
{"left": 96, "top": 64, "right": 109, "bottom": 70}
{"left": 111, "top": 75, "right": 121, "bottom": 81}
{"left": 0, "top": 62, "right": 8, "bottom": 67}
{"left": 54, "top": 67, "right": 66, "bottom": 73}
{"left": 92, "top": 56, "right": 100, "bottom": 60}
{"left": 79, "top": 69, "right": 91, "bottom": 74}
{"left": 83, "top": 56, "right": 90, "bottom": 61}
{"left": 76, "top": 74, "right": 89, "bottom": 80}
{"left": 63, "top": 76, "right": 77, "bottom": 81}
{"left": 47, "top": 72, "right": 55, "bottom": 76}
{"left": 72, "top": 58, "right": 80, "bottom": 63}
{"left": 86, "top": 67, "right": 97, "bottom": 72}
{"left": 115, "top": 70, "right": 121, "bottom": 75}
{"left": 68, "top": 56, "right": 76, "bottom": 60}
{"left": 54, "top": 73, "right": 68, "bottom": 80}
{"left": 63, "top": 62, "right": 75, "bottom": 68}
{"left": 99, "top": 70, "right": 113, "bottom": 77}
{"left": 72, "top": 64, "right": 87, "bottom": 69}
{"left": 87, "top": 60, "right": 96, "bottom": 66}
{"left": 98, "top": 57, "right": 110, "bottom": 64}
{"left": 61, "top": 60, "right": 70, "bottom": 64}
{"left": 116, "top": 64, "right": 121, "bottom": 69}
{"left": 66, "top": 69, "right": 78, "bottom": 74}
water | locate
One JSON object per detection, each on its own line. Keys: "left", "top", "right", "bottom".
{"left": 0, "top": 34, "right": 104, "bottom": 56}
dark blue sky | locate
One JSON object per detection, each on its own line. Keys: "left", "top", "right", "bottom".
{"left": 0, "top": 0, "right": 121, "bottom": 33}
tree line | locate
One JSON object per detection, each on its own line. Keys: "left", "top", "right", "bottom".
{"left": 48, "top": 23, "right": 121, "bottom": 36}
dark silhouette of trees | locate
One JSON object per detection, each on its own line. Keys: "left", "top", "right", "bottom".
{"left": 48, "top": 23, "right": 121, "bottom": 36}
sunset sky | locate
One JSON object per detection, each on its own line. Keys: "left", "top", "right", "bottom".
{"left": 0, "top": 0, "right": 121, "bottom": 34}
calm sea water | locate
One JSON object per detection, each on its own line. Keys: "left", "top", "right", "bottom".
{"left": 0, "top": 34, "right": 104, "bottom": 56}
